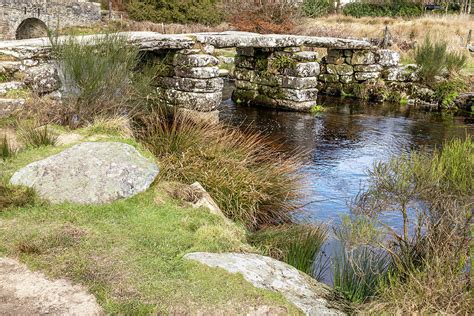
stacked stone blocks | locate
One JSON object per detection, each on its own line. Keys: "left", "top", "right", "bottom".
{"left": 155, "top": 45, "right": 224, "bottom": 112}
{"left": 231, "top": 47, "right": 320, "bottom": 111}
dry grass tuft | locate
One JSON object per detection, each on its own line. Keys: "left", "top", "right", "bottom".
{"left": 135, "top": 109, "right": 307, "bottom": 230}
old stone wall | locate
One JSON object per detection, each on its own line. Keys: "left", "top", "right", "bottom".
{"left": 0, "top": 0, "right": 101, "bottom": 40}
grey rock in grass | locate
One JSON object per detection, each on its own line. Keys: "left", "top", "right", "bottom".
{"left": 10, "top": 142, "right": 159, "bottom": 204}
{"left": 185, "top": 252, "right": 351, "bottom": 315}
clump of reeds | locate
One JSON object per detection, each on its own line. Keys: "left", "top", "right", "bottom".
{"left": 134, "top": 109, "right": 306, "bottom": 230}
{"left": 18, "top": 122, "right": 57, "bottom": 148}
{"left": 249, "top": 223, "right": 328, "bottom": 277}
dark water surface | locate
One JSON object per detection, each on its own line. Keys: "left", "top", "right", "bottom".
{"left": 219, "top": 83, "right": 474, "bottom": 232}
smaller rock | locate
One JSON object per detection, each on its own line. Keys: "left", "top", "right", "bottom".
{"left": 174, "top": 66, "right": 220, "bottom": 79}
{"left": 351, "top": 51, "right": 375, "bottom": 65}
{"left": 24, "top": 63, "right": 60, "bottom": 94}
{"left": 376, "top": 49, "right": 400, "bottom": 67}
{"left": 354, "top": 71, "right": 380, "bottom": 81}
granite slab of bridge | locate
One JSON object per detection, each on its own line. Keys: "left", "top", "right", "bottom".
{"left": 0, "top": 31, "right": 408, "bottom": 114}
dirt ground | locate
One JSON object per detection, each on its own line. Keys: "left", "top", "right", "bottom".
{"left": 0, "top": 257, "right": 102, "bottom": 315}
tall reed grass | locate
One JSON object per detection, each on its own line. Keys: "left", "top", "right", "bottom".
{"left": 134, "top": 109, "right": 306, "bottom": 229}
{"left": 249, "top": 224, "right": 328, "bottom": 277}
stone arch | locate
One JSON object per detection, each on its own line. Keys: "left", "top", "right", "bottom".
{"left": 15, "top": 18, "right": 48, "bottom": 40}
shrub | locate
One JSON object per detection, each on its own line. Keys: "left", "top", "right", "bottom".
{"left": 18, "top": 123, "right": 57, "bottom": 148}
{"left": 1, "top": 135, "right": 15, "bottom": 161}
{"left": 249, "top": 224, "right": 328, "bottom": 277}
{"left": 52, "top": 34, "right": 139, "bottom": 126}
{"left": 302, "top": 0, "right": 333, "bottom": 17}
{"left": 414, "top": 36, "right": 447, "bottom": 83}
{"left": 333, "top": 246, "right": 390, "bottom": 303}
{"left": 342, "top": 0, "right": 422, "bottom": 18}
{"left": 434, "top": 79, "right": 467, "bottom": 108}
{"left": 229, "top": 0, "right": 297, "bottom": 34}
{"left": 352, "top": 138, "right": 473, "bottom": 312}
{"left": 126, "top": 0, "right": 223, "bottom": 25}
{"left": 445, "top": 51, "right": 468, "bottom": 76}
{"left": 415, "top": 37, "right": 468, "bottom": 83}
{"left": 134, "top": 110, "right": 306, "bottom": 229}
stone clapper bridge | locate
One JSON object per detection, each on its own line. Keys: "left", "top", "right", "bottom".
{"left": 0, "top": 31, "right": 411, "bottom": 114}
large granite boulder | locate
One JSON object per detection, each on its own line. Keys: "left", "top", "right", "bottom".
{"left": 184, "top": 252, "right": 351, "bottom": 315}
{"left": 10, "top": 142, "right": 159, "bottom": 204}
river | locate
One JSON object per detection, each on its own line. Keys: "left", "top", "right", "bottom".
{"left": 219, "top": 82, "right": 474, "bottom": 233}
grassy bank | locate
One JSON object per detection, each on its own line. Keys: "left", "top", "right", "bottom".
{"left": 0, "top": 132, "right": 301, "bottom": 314}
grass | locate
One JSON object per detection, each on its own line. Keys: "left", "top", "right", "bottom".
{"left": 310, "top": 105, "right": 325, "bottom": 114}
{"left": 4, "top": 88, "right": 30, "bottom": 99}
{"left": 135, "top": 110, "right": 306, "bottom": 230}
{"left": 0, "top": 182, "right": 37, "bottom": 210}
{"left": 248, "top": 224, "right": 328, "bottom": 278}
{"left": 0, "top": 137, "right": 301, "bottom": 314}
{"left": 348, "top": 137, "right": 473, "bottom": 313}
{"left": 1, "top": 135, "right": 15, "bottom": 161}
{"left": 333, "top": 246, "right": 390, "bottom": 304}
{"left": 18, "top": 123, "right": 58, "bottom": 148}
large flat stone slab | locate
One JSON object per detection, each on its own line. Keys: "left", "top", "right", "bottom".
{"left": 10, "top": 142, "right": 159, "bottom": 204}
{"left": 185, "top": 252, "right": 351, "bottom": 315}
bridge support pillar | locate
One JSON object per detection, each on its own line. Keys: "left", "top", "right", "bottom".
{"left": 155, "top": 45, "right": 223, "bottom": 112}
{"left": 319, "top": 48, "right": 401, "bottom": 100}
{"left": 232, "top": 47, "right": 320, "bottom": 111}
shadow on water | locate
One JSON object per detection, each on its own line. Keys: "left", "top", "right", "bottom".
{"left": 220, "top": 81, "right": 474, "bottom": 232}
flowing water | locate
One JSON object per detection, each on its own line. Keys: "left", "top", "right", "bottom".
{"left": 219, "top": 82, "right": 474, "bottom": 232}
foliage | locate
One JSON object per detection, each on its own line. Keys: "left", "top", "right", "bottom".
{"left": 51, "top": 34, "right": 140, "bottom": 126}
{"left": 414, "top": 37, "right": 468, "bottom": 83}
{"left": 351, "top": 137, "right": 473, "bottom": 313}
{"left": 0, "top": 73, "right": 8, "bottom": 83}
{"left": 302, "top": 0, "right": 333, "bottom": 17}
{"left": 134, "top": 109, "right": 306, "bottom": 230}
{"left": 229, "top": 0, "right": 296, "bottom": 34}
{"left": 270, "top": 55, "right": 296, "bottom": 72}
{"left": 445, "top": 51, "right": 468, "bottom": 75}
{"left": 248, "top": 224, "right": 328, "bottom": 277}
{"left": 342, "top": 0, "right": 422, "bottom": 18}
{"left": 126, "top": 0, "right": 223, "bottom": 25}
{"left": 0, "top": 185, "right": 299, "bottom": 313}
{"left": 414, "top": 37, "right": 447, "bottom": 82}
{"left": 18, "top": 123, "right": 58, "bottom": 148}
{"left": 1, "top": 135, "right": 15, "bottom": 161}
{"left": 434, "top": 79, "right": 467, "bottom": 108}
{"left": 310, "top": 105, "right": 325, "bottom": 114}
{"left": 334, "top": 215, "right": 384, "bottom": 248}
{"left": 0, "top": 182, "right": 37, "bottom": 210}
{"left": 333, "top": 246, "right": 390, "bottom": 303}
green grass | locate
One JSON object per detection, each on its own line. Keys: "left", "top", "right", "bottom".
{"left": 4, "top": 88, "right": 30, "bottom": 99}
{"left": 310, "top": 105, "right": 325, "bottom": 114}
{"left": 0, "top": 138, "right": 301, "bottom": 314}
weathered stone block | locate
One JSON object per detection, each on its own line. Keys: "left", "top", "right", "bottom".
{"left": 174, "top": 54, "right": 219, "bottom": 67}
{"left": 383, "top": 65, "right": 418, "bottom": 82}
{"left": 259, "top": 86, "right": 318, "bottom": 102}
{"left": 254, "top": 74, "right": 282, "bottom": 87}
{"left": 175, "top": 66, "right": 220, "bottom": 79}
{"left": 376, "top": 49, "right": 400, "bottom": 67}
{"left": 345, "top": 57, "right": 352, "bottom": 64}
{"left": 161, "top": 88, "right": 222, "bottom": 111}
{"left": 283, "top": 47, "right": 301, "bottom": 53}
{"left": 283, "top": 62, "right": 320, "bottom": 77}
{"left": 339, "top": 75, "right": 353, "bottom": 84}
{"left": 157, "top": 77, "right": 224, "bottom": 93}
{"left": 326, "top": 64, "right": 337, "bottom": 75}
{"left": 335, "top": 64, "right": 354, "bottom": 76}
{"left": 326, "top": 56, "right": 345, "bottom": 65}
{"left": 354, "top": 64, "right": 383, "bottom": 72}
{"left": 232, "top": 88, "right": 259, "bottom": 104}
{"left": 354, "top": 72, "right": 380, "bottom": 81}
{"left": 235, "top": 80, "right": 258, "bottom": 90}
{"left": 293, "top": 52, "right": 318, "bottom": 62}
{"left": 319, "top": 74, "right": 339, "bottom": 83}
{"left": 234, "top": 69, "right": 256, "bottom": 82}
{"left": 24, "top": 63, "right": 60, "bottom": 94}
{"left": 351, "top": 51, "right": 376, "bottom": 65}
{"left": 281, "top": 76, "right": 318, "bottom": 89}
{"left": 343, "top": 50, "right": 353, "bottom": 57}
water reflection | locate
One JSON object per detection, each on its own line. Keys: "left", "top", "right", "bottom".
{"left": 220, "top": 86, "right": 473, "bottom": 231}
